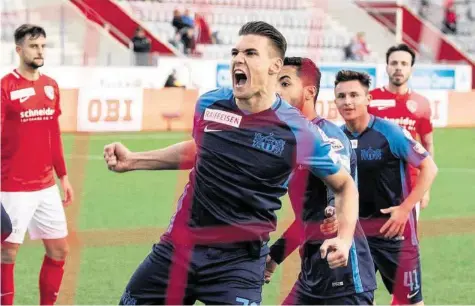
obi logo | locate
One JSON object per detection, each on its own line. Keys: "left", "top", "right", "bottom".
{"left": 360, "top": 148, "right": 382, "bottom": 161}
{"left": 87, "top": 99, "right": 133, "bottom": 123}
{"left": 252, "top": 132, "right": 286, "bottom": 156}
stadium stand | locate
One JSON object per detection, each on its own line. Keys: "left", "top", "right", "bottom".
{"left": 116, "top": 0, "right": 383, "bottom": 63}
{"left": 1, "top": 0, "right": 134, "bottom": 66}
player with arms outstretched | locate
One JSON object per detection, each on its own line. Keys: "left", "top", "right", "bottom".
{"left": 104, "top": 22, "right": 359, "bottom": 305}
{"left": 1, "top": 24, "right": 74, "bottom": 305}
{"left": 335, "top": 70, "right": 438, "bottom": 305}
{"left": 264, "top": 57, "right": 376, "bottom": 305}
{"left": 369, "top": 44, "right": 434, "bottom": 217}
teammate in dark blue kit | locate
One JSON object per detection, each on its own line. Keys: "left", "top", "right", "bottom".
{"left": 334, "top": 70, "right": 438, "bottom": 305}
{"left": 264, "top": 57, "right": 377, "bottom": 305}
{"left": 104, "top": 23, "right": 359, "bottom": 305}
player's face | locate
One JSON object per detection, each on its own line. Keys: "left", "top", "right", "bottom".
{"left": 16, "top": 34, "right": 46, "bottom": 69}
{"left": 386, "top": 51, "right": 413, "bottom": 87}
{"left": 334, "top": 80, "right": 371, "bottom": 121}
{"left": 231, "top": 34, "right": 281, "bottom": 100}
{"left": 277, "top": 66, "right": 305, "bottom": 110}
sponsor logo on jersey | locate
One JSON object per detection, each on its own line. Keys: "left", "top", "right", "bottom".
{"left": 44, "top": 85, "right": 54, "bottom": 100}
{"left": 252, "top": 132, "right": 286, "bottom": 156}
{"left": 370, "top": 99, "right": 396, "bottom": 110}
{"left": 406, "top": 100, "right": 418, "bottom": 113}
{"left": 204, "top": 109, "right": 242, "bottom": 128}
{"left": 384, "top": 117, "right": 416, "bottom": 131}
{"left": 10, "top": 87, "right": 36, "bottom": 103}
{"left": 413, "top": 142, "right": 426, "bottom": 154}
{"left": 20, "top": 107, "right": 55, "bottom": 122}
{"left": 328, "top": 138, "right": 344, "bottom": 152}
{"left": 361, "top": 148, "right": 383, "bottom": 161}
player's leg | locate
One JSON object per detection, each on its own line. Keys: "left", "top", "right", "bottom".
{"left": 281, "top": 280, "right": 324, "bottom": 305}
{"left": 119, "top": 241, "right": 196, "bottom": 305}
{"left": 324, "top": 291, "right": 375, "bottom": 305}
{"left": 1, "top": 191, "right": 39, "bottom": 305}
{"left": 368, "top": 237, "right": 423, "bottom": 305}
{"left": 194, "top": 243, "right": 266, "bottom": 305}
{"left": 28, "top": 185, "right": 69, "bottom": 305}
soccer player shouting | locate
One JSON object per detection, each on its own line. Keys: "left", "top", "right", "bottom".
{"left": 104, "top": 22, "right": 358, "bottom": 305}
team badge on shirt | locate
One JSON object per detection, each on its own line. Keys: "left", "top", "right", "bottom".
{"left": 44, "top": 86, "right": 54, "bottom": 100}
{"left": 406, "top": 100, "right": 417, "bottom": 113}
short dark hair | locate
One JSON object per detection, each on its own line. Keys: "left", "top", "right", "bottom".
{"left": 386, "top": 43, "right": 416, "bottom": 66}
{"left": 14, "top": 24, "right": 46, "bottom": 45}
{"left": 238, "top": 21, "right": 287, "bottom": 59}
{"left": 334, "top": 70, "right": 371, "bottom": 89}
{"left": 284, "top": 57, "right": 321, "bottom": 101}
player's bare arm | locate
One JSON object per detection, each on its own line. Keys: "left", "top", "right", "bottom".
{"left": 320, "top": 168, "right": 359, "bottom": 269}
{"left": 104, "top": 140, "right": 196, "bottom": 172}
{"left": 420, "top": 132, "right": 434, "bottom": 209}
{"left": 380, "top": 155, "right": 438, "bottom": 238}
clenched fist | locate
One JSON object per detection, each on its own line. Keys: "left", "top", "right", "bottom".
{"left": 103, "top": 142, "right": 132, "bottom": 173}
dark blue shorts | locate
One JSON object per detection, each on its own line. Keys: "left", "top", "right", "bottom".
{"left": 282, "top": 285, "right": 374, "bottom": 305}
{"left": 1, "top": 203, "right": 12, "bottom": 243}
{"left": 119, "top": 240, "right": 268, "bottom": 305}
{"left": 367, "top": 236, "right": 423, "bottom": 304}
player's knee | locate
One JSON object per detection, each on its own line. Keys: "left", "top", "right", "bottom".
{"left": 44, "top": 240, "right": 69, "bottom": 261}
{"left": 1, "top": 243, "right": 19, "bottom": 263}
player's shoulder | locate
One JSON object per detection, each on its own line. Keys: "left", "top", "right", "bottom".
{"left": 369, "top": 87, "right": 385, "bottom": 95}
{"left": 274, "top": 102, "right": 328, "bottom": 141}
{"left": 199, "top": 87, "right": 233, "bottom": 103}
{"left": 1, "top": 70, "right": 20, "bottom": 87}
{"left": 314, "top": 118, "right": 352, "bottom": 154}
{"left": 195, "top": 87, "right": 233, "bottom": 113}
{"left": 40, "top": 73, "right": 59, "bottom": 87}
{"left": 372, "top": 116, "right": 406, "bottom": 140}
{"left": 408, "top": 90, "right": 430, "bottom": 106}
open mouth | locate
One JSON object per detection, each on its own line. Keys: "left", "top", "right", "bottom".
{"left": 234, "top": 70, "right": 248, "bottom": 87}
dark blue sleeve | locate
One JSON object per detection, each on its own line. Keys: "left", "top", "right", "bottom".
{"left": 192, "top": 88, "right": 225, "bottom": 139}
{"left": 374, "top": 119, "right": 429, "bottom": 167}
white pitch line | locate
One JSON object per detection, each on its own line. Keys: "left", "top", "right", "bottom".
{"left": 63, "top": 133, "right": 189, "bottom": 141}
{"left": 64, "top": 154, "right": 475, "bottom": 174}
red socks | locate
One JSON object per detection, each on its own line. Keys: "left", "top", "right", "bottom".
{"left": 39, "top": 255, "right": 65, "bottom": 305}
{"left": 1, "top": 263, "right": 15, "bottom": 305}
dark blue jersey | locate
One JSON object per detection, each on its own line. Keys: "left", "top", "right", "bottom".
{"left": 269, "top": 117, "right": 376, "bottom": 298}
{"left": 342, "top": 115, "right": 429, "bottom": 244}
{"left": 164, "top": 88, "right": 341, "bottom": 244}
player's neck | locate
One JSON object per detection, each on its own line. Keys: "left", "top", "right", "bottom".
{"left": 17, "top": 64, "right": 40, "bottom": 81}
{"left": 236, "top": 91, "right": 276, "bottom": 114}
{"left": 386, "top": 83, "right": 409, "bottom": 95}
{"left": 300, "top": 100, "right": 318, "bottom": 120}
{"left": 346, "top": 113, "right": 371, "bottom": 134}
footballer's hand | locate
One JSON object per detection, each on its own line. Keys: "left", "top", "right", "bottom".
{"left": 60, "top": 176, "right": 74, "bottom": 206}
{"left": 103, "top": 142, "right": 132, "bottom": 173}
{"left": 320, "top": 237, "right": 351, "bottom": 269}
{"left": 321, "top": 206, "right": 338, "bottom": 235}
{"left": 264, "top": 255, "right": 278, "bottom": 284}
{"left": 380, "top": 206, "right": 411, "bottom": 239}
{"left": 420, "top": 192, "right": 430, "bottom": 210}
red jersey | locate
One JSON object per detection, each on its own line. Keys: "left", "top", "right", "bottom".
{"left": 369, "top": 86, "right": 433, "bottom": 188}
{"left": 1, "top": 69, "right": 66, "bottom": 192}
{"left": 368, "top": 87, "right": 433, "bottom": 140}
